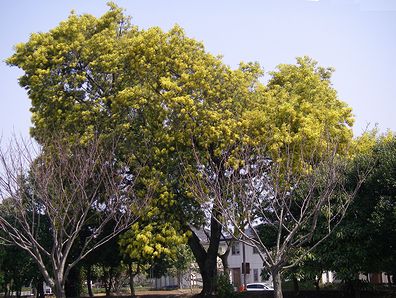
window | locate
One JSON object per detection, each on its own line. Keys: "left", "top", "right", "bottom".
{"left": 253, "top": 246, "right": 259, "bottom": 254}
{"left": 231, "top": 242, "right": 240, "bottom": 255}
{"left": 253, "top": 269, "right": 259, "bottom": 282}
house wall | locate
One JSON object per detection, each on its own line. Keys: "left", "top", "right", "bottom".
{"left": 227, "top": 241, "right": 270, "bottom": 287}
{"left": 321, "top": 271, "right": 336, "bottom": 284}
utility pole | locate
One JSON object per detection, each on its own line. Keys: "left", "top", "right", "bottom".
{"left": 242, "top": 240, "right": 247, "bottom": 289}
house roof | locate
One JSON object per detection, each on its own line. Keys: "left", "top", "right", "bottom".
{"left": 191, "top": 225, "right": 258, "bottom": 244}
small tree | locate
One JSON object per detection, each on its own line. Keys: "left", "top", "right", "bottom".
{"left": 119, "top": 220, "right": 189, "bottom": 297}
{"left": 0, "top": 244, "right": 37, "bottom": 298}
{"left": 166, "top": 244, "right": 195, "bottom": 289}
{"left": 0, "top": 137, "right": 145, "bottom": 298}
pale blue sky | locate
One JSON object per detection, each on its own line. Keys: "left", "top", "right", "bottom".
{"left": 1, "top": 0, "right": 395, "bottom": 142}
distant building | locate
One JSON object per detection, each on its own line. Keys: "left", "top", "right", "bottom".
{"left": 227, "top": 239, "right": 272, "bottom": 289}
{"left": 191, "top": 227, "right": 270, "bottom": 288}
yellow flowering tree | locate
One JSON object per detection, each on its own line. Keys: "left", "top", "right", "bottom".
{"left": 118, "top": 221, "right": 189, "bottom": 297}
{"left": 186, "top": 57, "right": 369, "bottom": 298}
{"left": 7, "top": 4, "right": 264, "bottom": 296}
{"left": 6, "top": 4, "right": 364, "bottom": 298}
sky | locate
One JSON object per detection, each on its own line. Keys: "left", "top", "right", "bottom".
{"left": 1, "top": 0, "right": 395, "bottom": 143}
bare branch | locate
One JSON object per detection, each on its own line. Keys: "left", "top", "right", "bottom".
{"left": 0, "top": 136, "right": 147, "bottom": 297}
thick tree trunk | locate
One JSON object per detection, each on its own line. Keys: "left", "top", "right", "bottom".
{"left": 200, "top": 257, "right": 218, "bottom": 297}
{"left": 47, "top": 269, "right": 66, "bottom": 298}
{"left": 65, "top": 266, "right": 80, "bottom": 298}
{"left": 272, "top": 269, "right": 283, "bottom": 298}
{"left": 54, "top": 281, "right": 66, "bottom": 298}
{"left": 187, "top": 215, "right": 222, "bottom": 297}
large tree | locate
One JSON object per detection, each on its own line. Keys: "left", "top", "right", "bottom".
{"left": 6, "top": 5, "right": 364, "bottom": 297}
{"left": 7, "top": 5, "right": 262, "bottom": 296}
{"left": 0, "top": 138, "right": 142, "bottom": 298}
{"left": 186, "top": 58, "right": 367, "bottom": 298}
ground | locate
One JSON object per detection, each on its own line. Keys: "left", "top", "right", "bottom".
{"left": 135, "top": 289, "right": 199, "bottom": 297}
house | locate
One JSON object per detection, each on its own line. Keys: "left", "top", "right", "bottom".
{"left": 193, "top": 227, "right": 273, "bottom": 289}
{"left": 226, "top": 240, "right": 272, "bottom": 289}
{"left": 148, "top": 227, "right": 272, "bottom": 290}
{"left": 322, "top": 271, "right": 394, "bottom": 285}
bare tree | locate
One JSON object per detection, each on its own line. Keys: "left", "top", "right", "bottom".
{"left": 0, "top": 137, "right": 147, "bottom": 298}
{"left": 186, "top": 142, "right": 370, "bottom": 298}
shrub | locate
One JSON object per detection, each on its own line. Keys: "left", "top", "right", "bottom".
{"left": 216, "top": 273, "right": 236, "bottom": 298}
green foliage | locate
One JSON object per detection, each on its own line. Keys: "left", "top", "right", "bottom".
{"left": 309, "top": 133, "right": 396, "bottom": 280}
{"left": 283, "top": 250, "right": 323, "bottom": 286}
{"left": 6, "top": 5, "right": 360, "bottom": 298}
{"left": 169, "top": 244, "right": 195, "bottom": 273}
{"left": 353, "top": 133, "right": 396, "bottom": 274}
{"left": 215, "top": 273, "right": 236, "bottom": 298}
{"left": 0, "top": 244, "right": 38, "bottom": 294}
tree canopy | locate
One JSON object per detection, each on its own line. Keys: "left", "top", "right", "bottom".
{"left": 314, "top": 133, "right": 396, "bottom": 281}
{"left": 4, "top": 4, "right": 363, "bottom": 298}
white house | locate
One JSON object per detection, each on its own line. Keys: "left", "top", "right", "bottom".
{"left": 224, "top": 240, "right": 272, "bottom": 289}
{"left": 148, "top": 227, "right": 273, "bottom": 290}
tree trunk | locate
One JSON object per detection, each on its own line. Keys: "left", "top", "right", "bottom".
{"left": 105, "top": 287, "right": 111, "bottom": 297}
{"left": 200, "top": 258, "right": 218, "bottom": 297}
{"left": 54, "top": 281, "right": 66, "bottom": 298}
{"left": 314, "top": 277, "right": 320, "bottom": 291}
{"left": 5, "top": 285, "right": 9, "bottom": 298}
{"left": 218, "top": 247, "right": 230, "bottom": 276}
{"left": 187, "top": 215, "right": 222, "bottom": 297}
{"left": 102, "top": 267, "right": 112, "bottom": 297}
{"left": 65, "top": 266, "right": 80, "bottom": 298}
{"left": 36, "top": 278, "right": 44, "bottom": 298}
{"left": 177, "top": 271, "right": 182, "bottom": 289}
{"left": 129, "top": 274, "right": 135, "bottom": 298}
{"left": 292, "top": 276, "right": 299, "bottom": 295}
{"left": 105, "top": 279, "right": 111, "bottom": 297}
{"left": 272, "top": 269, "right": 283, "bottom": 298}
{"left": 86, "top": 266, "right": 93, "bottom": 297}
{"left": 127, "top": 264, "right": 136, "bottom": 298}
